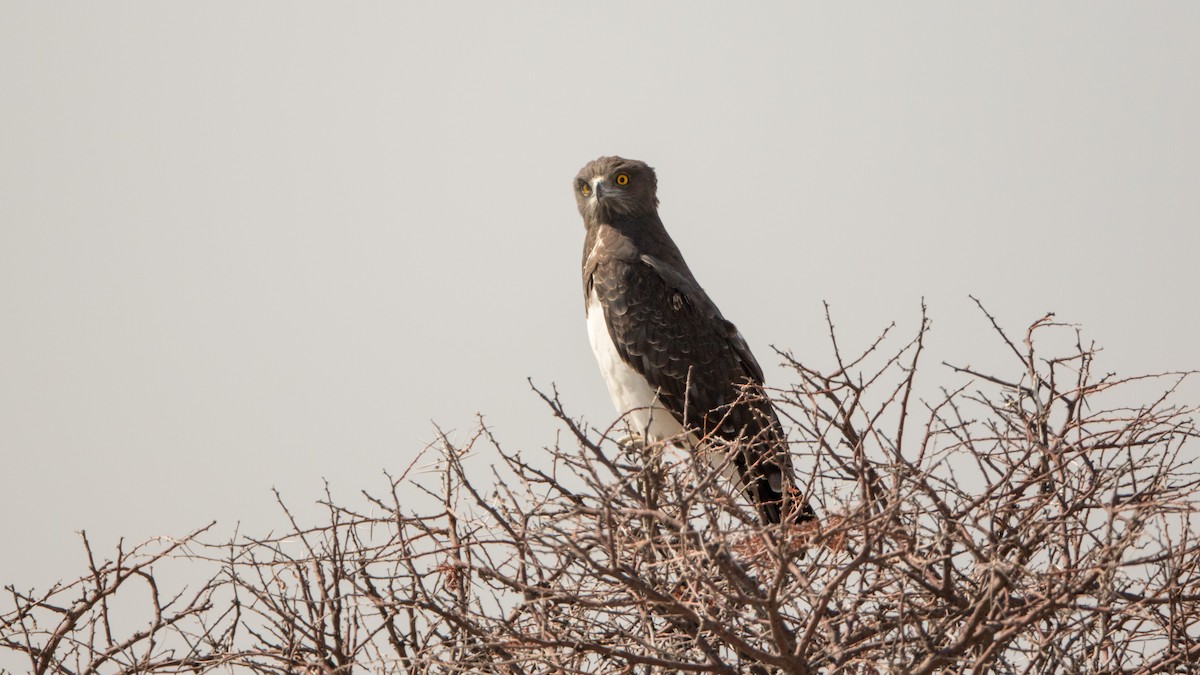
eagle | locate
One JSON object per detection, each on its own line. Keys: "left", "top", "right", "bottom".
{"left": 575, "top": 156, "right": 816, "bottom": 525}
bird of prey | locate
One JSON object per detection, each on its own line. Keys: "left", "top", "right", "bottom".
{"left": 575, "top": 156, "right": 815, "bottom": 525}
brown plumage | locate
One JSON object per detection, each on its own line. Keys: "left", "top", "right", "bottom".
{"left": 575, "top": 156, "right": 816, "bottom": 525}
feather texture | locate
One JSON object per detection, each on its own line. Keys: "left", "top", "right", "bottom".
{"left": 575, "top": 156, "right": 816, "bottom": 525}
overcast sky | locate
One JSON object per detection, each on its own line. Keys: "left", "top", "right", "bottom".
{"left": 2, "top": 3, "right": 1198, "bottom": 593}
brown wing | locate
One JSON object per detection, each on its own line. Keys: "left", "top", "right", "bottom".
{"left": 588, "top": 254, "right": 813, "bottom": 524}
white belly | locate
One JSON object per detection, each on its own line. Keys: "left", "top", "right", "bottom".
{"left": 586, "top": 289, "right": 687, "bottom": 443}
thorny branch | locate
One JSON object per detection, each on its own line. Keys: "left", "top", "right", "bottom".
{"left": 3, "top": 305, "right": 1197, "bottom": 673}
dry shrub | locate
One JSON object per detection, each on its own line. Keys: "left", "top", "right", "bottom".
{"left": 4, "top": 303, "right": 1197, "bottom": 673}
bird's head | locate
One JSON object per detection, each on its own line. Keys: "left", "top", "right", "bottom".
{"left": 574, "top": 156, "right": 659, "bottom": 225}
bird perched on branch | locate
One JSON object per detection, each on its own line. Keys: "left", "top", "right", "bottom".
{"left": 575, "top": 156, "right": 816, "bottom": 526}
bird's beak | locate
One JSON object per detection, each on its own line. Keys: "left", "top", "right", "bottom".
{"left": 591, "top": 178, "right": 606, "bottom": 200}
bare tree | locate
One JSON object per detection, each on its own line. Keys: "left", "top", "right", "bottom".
{"left": 4, "top": 304, "right": 1198, "bottom": 673}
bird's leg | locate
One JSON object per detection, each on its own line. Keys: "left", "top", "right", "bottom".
{"left": 618, "top": 427, "right": 670, "bottom": 556}
{"left": 615, "top": 432, "right": 646, "bottom": 453}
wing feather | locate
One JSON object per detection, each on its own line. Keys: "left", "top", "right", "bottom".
{"left": 590, "top": 255, "right": 810, "bottom": 523}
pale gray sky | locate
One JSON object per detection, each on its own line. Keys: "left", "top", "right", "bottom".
{"left": 2, "top": 3, "right": 1197, "bottom": 592}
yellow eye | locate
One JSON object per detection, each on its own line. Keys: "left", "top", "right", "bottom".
{"left": 579, "top": 181, "right": 591, "bottom": 196}
{"left": 616, "top": 173, "right": 630, "bottom": 186}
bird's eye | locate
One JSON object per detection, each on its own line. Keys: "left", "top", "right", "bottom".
{"left": 616, "top": 173, "right": 630, "bottom": 186}
{"left": 579, "top": 180, "right": 591, "bottom": 196}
